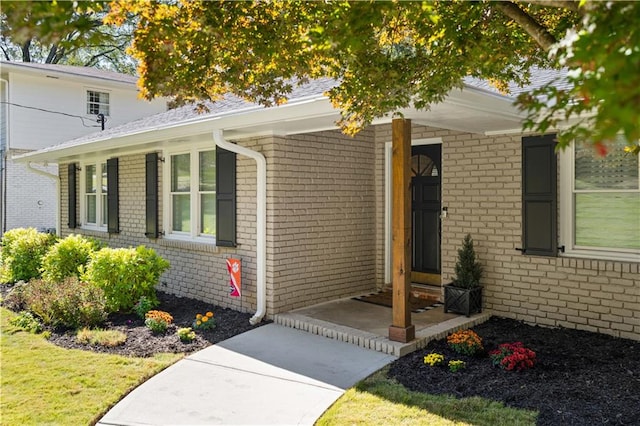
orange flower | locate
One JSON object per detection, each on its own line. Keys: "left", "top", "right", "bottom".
{"left": 196, "top": 313, "right": 202, "bottom": 320}
{"left": 201, "top": 316, "right": 208, "bottom": 322}
{"left": 206, "top": 311, "right": 214, "bottom": 318}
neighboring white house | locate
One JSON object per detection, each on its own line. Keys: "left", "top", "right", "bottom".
{"left": 0, "top": 61, "right": 167, "bottom": 236}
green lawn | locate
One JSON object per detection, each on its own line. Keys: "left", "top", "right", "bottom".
{"left": 0, "top": 308, "right": 183, "bottom": 425}
{"left": 317, "top": 368, "right": 538, "bottom": 426}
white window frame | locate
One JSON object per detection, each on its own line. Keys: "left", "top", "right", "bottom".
{"left": 79, "top": 159, "right": 108, "bottom": 231}
{"left": 559, "top": 143, "right": 640, "bottom": 263}
{"left": 162, "top": 142, "right": 217, "bottom": 244}
{"left": 85, "top": 88, "right": 110, "bottom": 117}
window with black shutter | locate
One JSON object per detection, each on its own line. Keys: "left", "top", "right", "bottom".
{"left": 107, "top": 158, "right": 119, "bottom": 233}
{"left": 216, "top": 146, "right": 236, "bottom": 247}
{"left": 522, "top": 134, "right": 558, "bottom": 256}
{"left": 145, "top": 153, "right": 159, "bottom": 238}
{"left": 68, "top": 163, "right": 77, "bottom": 229}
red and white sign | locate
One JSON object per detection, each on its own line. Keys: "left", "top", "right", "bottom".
{"left": 226, "top": 258, "right": 241, "bottom": 297}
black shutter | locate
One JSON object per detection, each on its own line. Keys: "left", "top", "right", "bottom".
{"left": 522, "top": 134, "right": 558, "bottom": 256}
{"left": 216, "top": 146, "right": 236, "bottom": 247}
{"left": 145, "top": 153, "right": 159, "bottom": 238}
{"left": 67, "top": 163, "right": 77, "bottom": 229}
{"left": 107, "top": 158, "right": 119, "bottom": 234}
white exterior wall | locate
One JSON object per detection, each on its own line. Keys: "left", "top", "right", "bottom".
{"left": 1, "top": 68, "right": 166, "bottom": 234}
{"left": 4, "top": 151, "right": 57, "bottom": 231}
{"left": 7, "top": 72, "right": 166, "bottom": 150}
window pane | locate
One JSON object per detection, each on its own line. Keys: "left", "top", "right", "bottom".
{"left": 85, "top": 165, "right": 96, "bottom": 193}
{"left": 86, "top": 194, "right": 97, "bottom": 223}
{"left": 171, "top": 154, "right": 190, "bottom": 192}
{"left": 575, "top": 137, "right": 639, "bottom": 190}
{"left": 172, "top": 194, "right": 190, "bottom": 232}
{"left": 101, "top": 163, "right": 107, "bottom": 194}
{"left": 575, "top": 193, "right": 640, "bottom": 249}
{"left": 201, "top": 194, "right": 216, "bottom": 236}
{"left": 199, "top": 150, "right": 216, "bottom": 191}
{"left": 102, "top": 194, "right": 107, "bottom": 226}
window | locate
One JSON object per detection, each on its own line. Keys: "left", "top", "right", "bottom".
{"left": 166, "top": 147, "right": 216, "bottom": 240}
{"left": 560, "top": 136, "right": 640, "bottom": 261}
{"left": 86, "top": 90, "right": 110, "bottom": 116}
{"left": 82, "top": 162, "right": 108, "bottom": 229}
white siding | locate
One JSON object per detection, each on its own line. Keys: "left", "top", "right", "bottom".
{"left": 7, "top": 72, "right": 166, "bottom": 150}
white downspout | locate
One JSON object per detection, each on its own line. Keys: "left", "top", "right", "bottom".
{"left": 26, "top": 162, "right": 60, "bottom": 236}
{"left": 212, "top": 130, "right": 266, "bottom": 325}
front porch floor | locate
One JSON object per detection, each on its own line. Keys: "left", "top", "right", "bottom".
{"left": 274, "top": 297, "right": 491, "bottom": 357}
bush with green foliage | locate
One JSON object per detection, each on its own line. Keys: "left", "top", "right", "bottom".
{"left": 452, "top": 234, "right": 483, "bottom": 289}
{"left": 9, "top": 311, "right": 43, "bottom": 334}
{"left": 20, "top": 277, "right": 107, "bottom": 329}
{"left": 0, "top": 228, "right": 57, "bottom": 283}
{"left": 82, "top": 246, "right": 170, "bottom": 313}
{"left": 41, "top": 234, "right": 102, "bottom": 283}
{"left": 134, "top": 295, "right": 158, "bottom": 319}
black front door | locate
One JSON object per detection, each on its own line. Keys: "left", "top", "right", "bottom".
{"left": 411, "top": 144, "right": 441, "bottom": 283}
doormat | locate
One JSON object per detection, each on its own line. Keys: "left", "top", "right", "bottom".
{"left": 352, "top": 290, "right": 444, "bottom": 313}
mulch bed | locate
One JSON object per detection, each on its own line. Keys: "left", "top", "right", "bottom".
{"left": 388, "top": 317, "right": 640, "bottom": 426}
{"left": 44, "top": 291, "right": 267, "bottom": 357}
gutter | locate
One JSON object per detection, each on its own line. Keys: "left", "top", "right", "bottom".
{"left": 212, "top": 130, "right": 267, "bottom": 325}
{"left": 26, "top": 162, "right": 60, "bottom": 236}
{"left": 1, "top": 77, "right": 9, "bottom": 235}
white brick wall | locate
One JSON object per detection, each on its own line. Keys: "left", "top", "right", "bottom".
{"left": 374, "top": 124, "right": 640, "bottom": 341}
{"left": 4, "top": 150, "right": 58, "bottom": 232}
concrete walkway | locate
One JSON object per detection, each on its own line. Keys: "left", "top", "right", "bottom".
{"left": 97, "top": 324, "right": 395, "bottom": 425}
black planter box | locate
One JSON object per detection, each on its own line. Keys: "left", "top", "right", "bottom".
{"left": 444, "top": 284, "right": 482, "bottom": 317}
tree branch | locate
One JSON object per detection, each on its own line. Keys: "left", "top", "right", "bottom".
{"left": 0, "top": 45, "right": 10, "bottom": 61}
{"left": 45, "top": 44, "right": 58, "bottom": 64}
{"left": 21, "top": 39, "right": 31, "bottom": 62}
{"left": 493, "top": 1, "right": 558, "bottom": 51}
{"left": 83, "top": 48, "right": 118, "bottom": 67}
{"left": 525, "top": 0, "right": 581, "bottom": 13}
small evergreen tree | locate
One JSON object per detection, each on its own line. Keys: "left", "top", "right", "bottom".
{"left": 453, "top": 234, "right": 483, "bottom": 288}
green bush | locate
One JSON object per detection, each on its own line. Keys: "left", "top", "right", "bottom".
{"left": 82, "top": 246, "right": 170, "bottom": 313}
{"left": 41, "top": 234, "right": 102, "bottom": 283}
{"left": 21, "top": 277, "right": 107, "bottom": 329}
{"left": 0, "top": 228, "right": 57, "bottom": 283}
{"left": 134, "top": 295, "right": 158, "bottom": 319}
{"left": 9, "top": 311, "right": 43, "bottom": 334}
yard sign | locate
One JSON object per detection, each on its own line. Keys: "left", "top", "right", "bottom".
{"left": 226, "top": 258, "right": 241, "bottom": 297}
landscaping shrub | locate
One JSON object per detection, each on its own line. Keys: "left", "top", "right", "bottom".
{"left": 0, "top": 228, "right": 57, "bottom": 283}
{"left": 134, "top": 295, "right": 158, "bottom": 319}
{"left": 41, "top": 234, "right": 102, "bottom": 283}
{"left": 9, "top": 311, "right": 43, "bottom": 334}
{"left": 21, "top": 277, "right": 107, "bottom": 329}
{"left": 82, "top": 246, "right": 170, "bottom": 313}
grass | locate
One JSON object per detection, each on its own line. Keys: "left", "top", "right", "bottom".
{"left": 76, "top": 327, "right": 128, "bottom": 347}
{"left": 0, "top": 308, "right": 183, "bottom": 425}
{"left": 317, "top": 368, "right": 538, "bottom": 426}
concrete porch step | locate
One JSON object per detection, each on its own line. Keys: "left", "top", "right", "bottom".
{"left": 274, "top": 311, "right": 491, "bottom": 357}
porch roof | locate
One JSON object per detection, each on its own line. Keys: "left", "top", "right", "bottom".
{"left": 15, "top": 69, "right": 567, "bottom": 163}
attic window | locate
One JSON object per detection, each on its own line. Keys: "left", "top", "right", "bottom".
{"left": 87, "top": 90, "right": 110, "bottom": 116}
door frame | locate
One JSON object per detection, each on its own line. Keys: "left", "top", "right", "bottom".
{"left": 384, "top": 137, "right": 443, "bottom": 284}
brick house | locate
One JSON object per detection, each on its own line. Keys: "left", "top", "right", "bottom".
{"left": 0, "top": 61, "right": 167, "bottom": 236}
{"left": 16, "top": 76, "right": 640, "bottom": 342}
